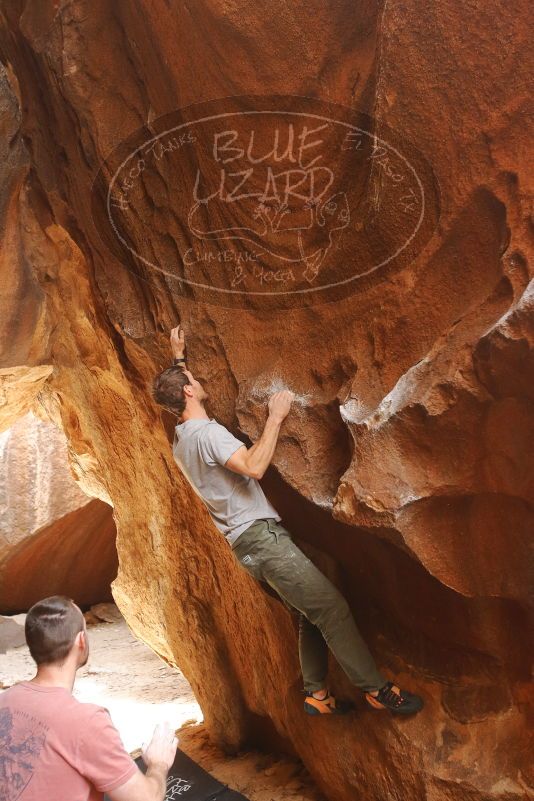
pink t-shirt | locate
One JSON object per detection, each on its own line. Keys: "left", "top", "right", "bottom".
{"left": 0, "top": 681, "right": 138, "bottom": 800}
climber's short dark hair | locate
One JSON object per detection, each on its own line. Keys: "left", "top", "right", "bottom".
{"left": 152, "top": 366, "right": 191, "bottom": 417}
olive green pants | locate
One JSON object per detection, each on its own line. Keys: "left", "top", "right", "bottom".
{"left": 232, "top": 517, "right": 385, "bottom": 693}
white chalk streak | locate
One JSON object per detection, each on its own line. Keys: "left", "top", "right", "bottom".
{"left": 249, "top": 377, "right": 312, "bottom": 407}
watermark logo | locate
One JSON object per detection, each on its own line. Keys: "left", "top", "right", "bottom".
{"left": 92, "top": 95, "right": 440, "bottom": 309}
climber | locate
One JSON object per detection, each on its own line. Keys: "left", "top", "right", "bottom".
{"left": 152, "top": 325, "right": 424, "bottom": 716}
{"left": 0, "top": 595, "right": 178, "bottom": 801}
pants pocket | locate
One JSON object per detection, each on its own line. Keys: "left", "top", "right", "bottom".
{"left": 266, "top": 519, "right": 286, "bottom": 544}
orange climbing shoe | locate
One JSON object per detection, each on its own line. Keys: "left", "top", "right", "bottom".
{"left": 304, "top": 690, "right": 354, "bottom": 715}
{"left": 365, "top": 681, "right": 424, "bottom": 715}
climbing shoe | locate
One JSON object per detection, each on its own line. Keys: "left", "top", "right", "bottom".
{"left": 365, "top": 681, "right": 424, "bottom": 715}
{"left": 304, "top": 690, "right": 354, "bottom": 715}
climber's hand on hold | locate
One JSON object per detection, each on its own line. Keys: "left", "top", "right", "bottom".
{"left": 170, "top": 325, "right": 185, "bottom": 359}
{"left": 226, "top": 389, "right": 293, "bottom": 480}
{"left": 268, "top": 390, "right": 294, "bottom": 423}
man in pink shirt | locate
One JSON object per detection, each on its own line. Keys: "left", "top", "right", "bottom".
{"left": 0, "top": 595, "right": 178, "bottom": 800}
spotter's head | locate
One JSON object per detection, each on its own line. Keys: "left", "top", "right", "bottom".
{"left": 25, "top": 596, "right": 88, "bottom": 669}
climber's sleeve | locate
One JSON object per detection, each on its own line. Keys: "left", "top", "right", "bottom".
{"left": 199, "top": 422, "right": 245, "bottom": 467}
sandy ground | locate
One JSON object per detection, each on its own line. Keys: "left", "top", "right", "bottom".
{"left": 0, "top": 610, "right": 325, "bottom": 801}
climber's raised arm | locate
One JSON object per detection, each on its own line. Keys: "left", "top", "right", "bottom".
{"left": 224, "top": 390, "right": 294, "bottom": 480}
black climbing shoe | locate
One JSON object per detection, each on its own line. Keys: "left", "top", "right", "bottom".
{"left": 304, "top": 690, "right": 354, "bottom": 715}
{"left": 365, "top": 681, "right": 424, "bottom": 715}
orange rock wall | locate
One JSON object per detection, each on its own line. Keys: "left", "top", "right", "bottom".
{"left": 0, "top": 2, "right": 531, "bottom": 799}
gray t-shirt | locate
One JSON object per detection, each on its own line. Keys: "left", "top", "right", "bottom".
{"left": 172, "top": 418, "right": 281, "bottom": 546}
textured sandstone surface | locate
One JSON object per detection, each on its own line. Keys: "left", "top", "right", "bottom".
{"left": 0, "top": 412, "right": 117, "bottom": 612}
{"left": 0, "top": 2, "right": 532, "bottom": 799}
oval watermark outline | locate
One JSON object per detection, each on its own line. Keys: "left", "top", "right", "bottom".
{"left": 104, "top": 106, "right": 428, "bottom": 298}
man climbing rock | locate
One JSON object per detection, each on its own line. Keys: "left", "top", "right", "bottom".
{"left": 152, "top": 325, "right": 423, "bottom": 716}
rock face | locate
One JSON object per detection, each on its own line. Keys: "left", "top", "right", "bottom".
{"left": 0, "top": 2, "right": 532, "bottom": 800}
{"left": 0, "top": 412, "right": 117, "bottom": 612}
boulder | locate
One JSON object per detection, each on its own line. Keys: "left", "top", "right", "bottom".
{"left": 0, "top": 2, "right": 531, "bottom": 799}
{"left": 0, "top": 412, "right": 117, "bottom": 613}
